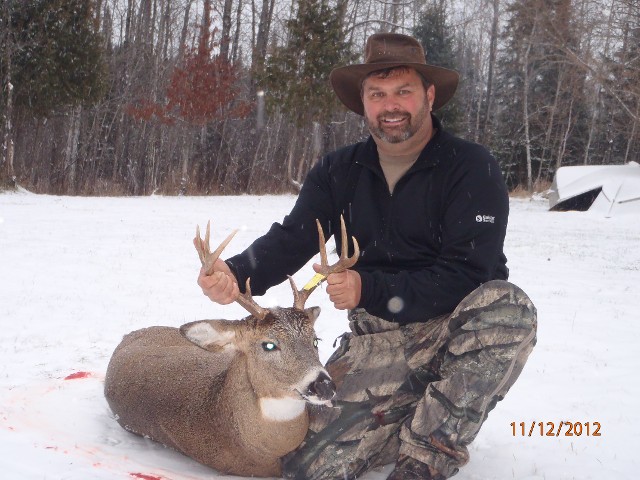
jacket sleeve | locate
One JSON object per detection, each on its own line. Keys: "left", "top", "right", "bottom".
{"left": 225, "top": 157, "right": 336, "bottom": 296}
{"left": 357, "top": 146, "right": 509, "bottom": 324}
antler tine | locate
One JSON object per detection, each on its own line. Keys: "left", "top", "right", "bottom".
{"left": 204, "top": 220, "right": 211, "bottom": 255}
{"left": 293, "top": 215, "right": 360, "bottom": 310}
{"left": 313, "top": 215, "right": 360, "bottom": 277}
{"left": 237, "top": 278, "right": 269, "bottom": 320}
{"left": 336, "top": 215, "right": 359, "bottom": 271}
{"left": 195, "top": 222, "right": 238, "bottom": 275}
{"left": 289, "top": 276, "right": 309, "bottom": 311}
{"left": 194, "top": 224, "right": 207, "bottom": 265}
{"left": 316, "top": 219, "right": 329, "bottom": 269}
{"left": 194, "top": 222, "right": 268, "bottom": 320}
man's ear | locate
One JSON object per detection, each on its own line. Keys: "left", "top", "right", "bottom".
{"left": 180, "top": 319, "right": 242, "bottom": 352}
{"left": 427, "top": 84, "right": 436, "bottom": 108}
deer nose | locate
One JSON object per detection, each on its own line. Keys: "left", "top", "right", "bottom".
{"left": 307, "top": 371, "right": 336, "bottom": 401}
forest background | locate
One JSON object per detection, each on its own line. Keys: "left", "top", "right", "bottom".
{"left": 1, "top": 0, "right": 638, "bottom": 196}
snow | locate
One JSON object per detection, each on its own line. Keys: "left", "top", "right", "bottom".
{"left": 1, "top": 191, "right": 638, "bottom": 480}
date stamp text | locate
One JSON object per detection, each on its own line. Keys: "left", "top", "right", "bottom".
{"left": 510, "top": 421, "right": 601, "bottom": 437}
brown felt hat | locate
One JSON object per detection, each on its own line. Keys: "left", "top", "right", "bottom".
{"left": 330, "top": 33, "right": 460, "bottom": 116}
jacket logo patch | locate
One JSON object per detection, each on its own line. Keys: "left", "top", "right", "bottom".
{"left": 476, "top": 215, "right": 495, "bottom": 223}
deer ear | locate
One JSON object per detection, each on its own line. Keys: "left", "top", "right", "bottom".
{"left": 180, "top": 320, "right": 240, "bottom": 352}
{"left": 304, "top": 307, "right": 321, "bottom": 325}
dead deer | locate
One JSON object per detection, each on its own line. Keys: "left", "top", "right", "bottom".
{"left": 104, "top": 217, "right": 358, "bottom": 477}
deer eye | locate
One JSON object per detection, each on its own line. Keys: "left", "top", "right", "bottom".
{"left": 262, "top": 341, "right": 279, "bottom": 352}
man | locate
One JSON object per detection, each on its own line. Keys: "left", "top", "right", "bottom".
{"left": 198, "top": 33, "right": 537, "bottom": 480}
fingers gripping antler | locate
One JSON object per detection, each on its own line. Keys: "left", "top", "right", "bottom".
{"left": 195, "top": 222, "right": 268, "bottom": 320}
{"left": 291, "top": 215, "right": 360, "bottom": 310}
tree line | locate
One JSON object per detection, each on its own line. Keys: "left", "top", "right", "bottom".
{"left": 1, "top": 0, "right": 638, "bottom": 195}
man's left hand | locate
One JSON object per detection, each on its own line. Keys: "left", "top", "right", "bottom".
{"left": 314, "top": 264, "right": 361, "bottom": 310}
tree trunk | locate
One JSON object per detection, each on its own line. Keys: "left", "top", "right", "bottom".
{"left": 220, "top": 0, "right": 233, "bottom": 61}
{"left": 180, "top": 124, "right": 192, "bottom": 195}
{"left": 522, "top": 25, "right": 535, "bottom": 192}
{"left": 113, "top": 112, "right": 126, "bottom": 184}
{"left": 179, "top": 0, "right": 193, "bottom": 58}
{"left": 556, "top": 97, "right": 574, "bottom": 171}
{"left": 1, "top": 1, "right": 16, "bottom": 187}
{"left": 125, "top": 0, "right": 134, "bottom": 45}
{"left": 623, "top": 104, "right": 639, "bottom": 164}
{"left": 536, "top": 69, "right": 563, "bottom": 183}
{"left": 160, "top": 0, "right": 171, "bottom": 60}
{"left": 95, "top": 0, "right": 103, "bottom": 32}
{"left": 64, "top": 105, "right": 82, "bottom": 194}
{"left": 295, "top": 129, "right": 312, "bottom": 185}
{"left": 231, "top": 0, "right": 243, "bottom": 63}
{"left": 389, "top": 0, "right": 401, "bottom": 32}
{"left": 286, "top": 129, "right": 300, "bottom": 191}
{"left": 583, "top": 85, "right": 600, "bottom": 165}
{"left": 253, "top": 0, "right": 274, "bottom": 70}
{"left": 310, "top": 121, "right": 322, "bottom": 166}
{"left": 480, "top": 0, "right": 499, "bottom": 143}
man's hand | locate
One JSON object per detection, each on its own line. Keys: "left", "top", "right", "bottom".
{"left": 195, "top": 240, "right": 239, "bottom": 304}
{"left": 314, "top": 263, "right": 361, "bottom": 310}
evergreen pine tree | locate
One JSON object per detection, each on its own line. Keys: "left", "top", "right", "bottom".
{"left": 9, "top": 0, "right": 106, "bottom": 116}
{"left": 413, "top": 3, "right": 462, "bottom": 134}
{"left": 603, "top": 19, "right": 640, "bottom": 164}
{"left": 494, "top": 0, "right": 587, "bottom": 188}
{"left": 259, "top": 0, "right": 354, "bottom": 127}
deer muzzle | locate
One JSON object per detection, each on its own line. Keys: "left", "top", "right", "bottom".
{"left": 305, "top": 371, "right": 336, "bottom": 404}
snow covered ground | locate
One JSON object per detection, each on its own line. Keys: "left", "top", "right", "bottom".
{"left": 1, "top": 191, "right": 638, "bottom": 480}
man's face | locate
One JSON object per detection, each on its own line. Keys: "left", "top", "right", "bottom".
{"left": 362, "top": 68, "right": 435, "bottom": 144}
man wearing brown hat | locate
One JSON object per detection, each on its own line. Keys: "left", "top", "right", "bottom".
{"left": 198, "top": 33, "right": 537, "bottom": 479}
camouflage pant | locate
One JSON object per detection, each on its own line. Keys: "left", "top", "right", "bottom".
{"left": 282, "top": 280, "right": 537, "bottom": 479}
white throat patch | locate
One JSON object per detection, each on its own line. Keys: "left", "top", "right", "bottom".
{"left": 259, "top": 397, "right": 306, "bottom": 422}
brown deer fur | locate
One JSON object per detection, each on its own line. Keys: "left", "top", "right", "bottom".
{"left": 105, "top": 219, "right": 357, "bottom": 476}
{"left": 104, "top": 307, "right": 334, "bottom": 477}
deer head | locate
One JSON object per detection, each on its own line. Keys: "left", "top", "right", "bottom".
{"left": 185, "top": 217, "right": 359, "bottom": 411}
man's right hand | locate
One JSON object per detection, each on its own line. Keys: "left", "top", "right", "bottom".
{"left": 196, "top": 258, "right": 240, "bottom": 305}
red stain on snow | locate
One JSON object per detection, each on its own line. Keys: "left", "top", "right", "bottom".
{"left": 45, "top": 446, "right": 71, "bottom": 454}
{"left": 3, "top": 417, "right": 15, "bottom": 431}
{"left": 64, "top": 371, "right": 92, "bottom": 380}
{"left": 130, "top": 474, "right": 164, "bottom": 480}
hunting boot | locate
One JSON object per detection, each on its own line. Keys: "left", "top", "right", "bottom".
{"left": 386, "top": 454, "right": 446, "bottom": 480}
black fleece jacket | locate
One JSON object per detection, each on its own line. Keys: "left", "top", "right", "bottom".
{"left": 226, "top": 115, "right": 509, "bottom": 324}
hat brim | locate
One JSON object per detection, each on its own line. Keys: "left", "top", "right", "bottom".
{"left": 330, "top": 62, "right": 459, "bottom": 116}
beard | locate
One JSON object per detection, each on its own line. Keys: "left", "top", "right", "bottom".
{"left": 366, "top": 101, "right": 430, "bottom": 144}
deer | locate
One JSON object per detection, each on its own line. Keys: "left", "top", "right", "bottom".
{"left": 104, "top": 217, "right": 359, "bottom": 477}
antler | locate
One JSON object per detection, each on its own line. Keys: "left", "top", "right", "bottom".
{"left": 194, "top": 222, "right": 269, "bottom": 320}
{"left": 291, "top": 215, "right": 360, "bottom": 310}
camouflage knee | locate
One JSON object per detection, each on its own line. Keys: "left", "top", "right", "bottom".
{"left": 401, "top": 281, "right": 537, "bottom": 477}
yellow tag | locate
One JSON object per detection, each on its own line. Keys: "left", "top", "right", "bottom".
{"left": 303, "top": 272, "right": 326, "bottom": 291}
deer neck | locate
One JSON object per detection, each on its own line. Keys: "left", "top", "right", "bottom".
{"left": 259, "top": 396, "right": 306, "bottom": 421}
{"left": 223, "top": 356, "right": 310, "bottom": 458}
